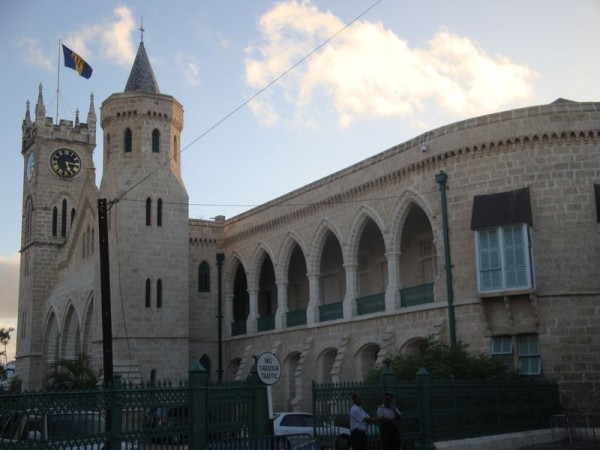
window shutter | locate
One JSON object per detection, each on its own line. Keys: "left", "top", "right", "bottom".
{"left": 503, "top": 226, "right": 528, "bottom": 288}
{"left": 478, "top": 229, "right": 501, "bottom": 290}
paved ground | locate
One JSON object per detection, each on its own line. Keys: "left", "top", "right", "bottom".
{"left": 516, "top": 440, "right": 599, "bottom": 450}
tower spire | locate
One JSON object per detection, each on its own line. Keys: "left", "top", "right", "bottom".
{"left": 35, "top": 83, "right": 46, "bottom": 121}
{"left": 124, "top": 40, "right": 160, "bottom": 94}
{"left": 24, "top": 100, "right": 31, "bottom": 127}
{"left": 87, "top": 92, "right": 97, "bottom": 129}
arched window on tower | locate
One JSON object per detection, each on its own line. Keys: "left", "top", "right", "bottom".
{"left": 25, "top": 198, "right": 33, "bottom": 243}
{"left": 106, "top": 133, "right": 111, "bottom": 160}
{"left": 52, "top": 207, "right": 58, "bottom": 236}
{"left": 173, "top": 136, "right": 178, "bottom": 162}
{"left": 145, "top": 279, "right": 151, "bottom": 308}
{"left": 71, "top": 208, "right": 76, "bottom": 225}
{"left": 124, "top": 128, "right": 132, "bottom": 153}
{"left": 152, "top": 129, "right": 160, "bottom": 153}
{"left": 157, "top": 279, "right": 162, "bottom": 308}
{"left": 61, "top": 199, "right": 67, "bottom": 237}
{"left": 198, "top": 261, "right": 210, "bottom": 292}
{"left": 146, "top": 198, "right": 152, "bottom": 226}
{"left": 157, "top": 199, "right": 162, "bottom": 227}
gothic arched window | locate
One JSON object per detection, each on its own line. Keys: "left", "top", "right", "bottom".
{"left": 198, "top": 261, "right": 210, "bottom": 292}
{"left": 145, "top": 279, "right": 151, "bottom": 308}
{"left": 152, "top": 129, "right": 160, "bottom": 153}
{"left": 157, "top": 279, "right": 163, "bottom": 308}
{"left": 124, "top": 128, "right": 132, "bottom": 153}
{"left": 157, "top": 199, "right": 162, "bottom": 227}
{"left": 61, "top": 199, "right": 67, "bottom": 237}
{"left": 146, "top": 198, "right": 152, "bottom": 226}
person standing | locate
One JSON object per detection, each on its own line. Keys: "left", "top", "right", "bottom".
{"left": 377, "top": 392, "right": 402, "bottom": 450}
{"left": 349, "top": 393, "right": 377, "bottom": 450}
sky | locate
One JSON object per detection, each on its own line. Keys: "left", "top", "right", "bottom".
{"left": 1, "top": 0, "right": 599, "bottom": 363}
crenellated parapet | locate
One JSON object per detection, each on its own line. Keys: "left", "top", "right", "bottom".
{"left": 22, "top": 84, "right": 96, "bottom": 153}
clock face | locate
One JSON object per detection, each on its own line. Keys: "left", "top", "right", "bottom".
{"left": 50, "top": 148, "right": 81, "bottom": 178}
{"left": 26, "top": 152, "right": 35, "bottom": 181}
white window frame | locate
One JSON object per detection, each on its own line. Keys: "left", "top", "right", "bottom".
{"left": 517, "top": 334, "right": 542, "bottom": 375}
{"left": 490, "top": 336, "right": 514, "bottom": 371}
{"left": 475, "top": 223, "right": 534, "bottom": 293}
{"left": 490, "top": 334, "right": 542, "bottom": 375}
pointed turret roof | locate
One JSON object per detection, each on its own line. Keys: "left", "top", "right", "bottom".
{"left": 124, "top": 41, "right": 160, "bottom": 94}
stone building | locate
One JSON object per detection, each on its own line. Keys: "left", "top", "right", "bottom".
{"left": 17, "top": 41, "right": 600, "bottom": 414}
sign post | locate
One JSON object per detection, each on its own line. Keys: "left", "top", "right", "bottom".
{"left": 256, "top": 352, "right": 281, "bottom": 420}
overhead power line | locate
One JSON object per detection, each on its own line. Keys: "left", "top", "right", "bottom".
{"left": 111, "top": 0, "right": 385, "bottom": 207}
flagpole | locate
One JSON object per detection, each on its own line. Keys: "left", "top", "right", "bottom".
{"left": 56, "top": 39, "right": 61, "bottom": 123}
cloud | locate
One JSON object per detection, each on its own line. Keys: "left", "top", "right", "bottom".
{"left": 65, "top": 6, "right": 136, "bottom": 67}
{"left": 176, "top": 53, "right": 202, "bottom": 87}
{"left": 0, "top": 254, "right": 19, "bottom": 363}
{"left": 18, "top": 37, "right": 53, "bottom": 71}
{"left": 245, "top": 1, "right": 537, "bottom": 128}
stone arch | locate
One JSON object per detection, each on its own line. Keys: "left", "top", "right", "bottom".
{"left": 387, "top": 191, "right": 435, "bottom": 252}
{"left": 249, "top": 241, "right": 276, "bottom": 291}
{"left": 355, "top": 342, "right": 380, "bottom": 381}
{"left": 345, "top": 205, "right": 387, "bottom": 264}
{"left": 278, "top": 233, "right": 310, "bottom": 315}
{"left": 277, "top": 231, "right": 308, "bottom": 281}
{"left": 317, "top": 347, "right": 338, "bottom": 383}
{"left": 284, "top": 351, "right": 302, "bottom": 410}
{"left": 224, "top": 251, "right": 248, "bottom": 298}
{"left": 42, "top": 308, "right": 60, "bottom": 380}
{"left": 400, "top": 337, "right": 428, "bottom": 355}
{"left": 61, "top": 302, "right": 81, "bottom": 360}
{"left": 308, "top": 219, "right": 344, "bottom": 274}
{"left": 227, "top": 254, "right": 250, "bottom": 336}
{"left": 81, "top": 292, "right": 94, "bottom": 357}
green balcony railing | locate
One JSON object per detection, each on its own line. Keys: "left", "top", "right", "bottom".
{"left": 286, "top": 309, "right": 307, "bottom": 327}
{"left": 257, "top": 315, "right": 275, "bottom": 332}
{"left": 231, "top": 320, "right": 247, "bottom": 336}
{"left": 400, "top": 283, "right": 434, "bottom": 307}
{"left": 319, "top": 301, "right": 343, "bottom": 322}
{"left": 356, "top": 292, "right": 385, "bottom": 315}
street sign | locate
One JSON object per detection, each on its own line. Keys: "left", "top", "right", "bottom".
{"left": 256, "top": 352, "right": 281, "bottom": 385}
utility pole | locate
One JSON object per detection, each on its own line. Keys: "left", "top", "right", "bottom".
{"left": 216, "top": 253, "right": 224, "bottom": 381}
{"left": 97, "top": 199, "right": 114, "bottom": 383}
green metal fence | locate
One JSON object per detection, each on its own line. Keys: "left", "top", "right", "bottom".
{"left": 0, "top": 363, "right": 270, "bottom": 449}
{"left": 313, "top": 369, "right": 561, "bottom": 449}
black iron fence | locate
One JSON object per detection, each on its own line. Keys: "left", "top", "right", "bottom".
{"left": 313, "top": 368, "right": 561, "bottom": 449}
{"left": 0, "top": 362, "right": 269, "bottom": 449}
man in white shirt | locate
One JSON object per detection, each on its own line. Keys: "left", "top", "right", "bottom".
{"left": 350, "top": 393, "right": 377, "bottom": 450}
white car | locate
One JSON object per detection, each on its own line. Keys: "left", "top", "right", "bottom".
{"left": 272, "top": 412, "right": 350, "bottom": 450}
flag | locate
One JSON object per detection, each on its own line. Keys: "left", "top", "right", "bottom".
{"left": 62, "top": 44, "right": 93, "bottom": 79}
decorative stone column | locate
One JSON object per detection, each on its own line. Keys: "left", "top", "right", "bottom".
{"left": 385, "top": 251, "right": 401, "bottom": 311}
{"left": 275, "top": 281, "right": 288, "bottom": 329}
{"left": 343, "top": 263, "right": 358, "bottom": 318}
{"left": 247, "top": 288, "right": 259, "bottom": 334}
{"left": 306, "top": 272, "right": 320, "bottom": 325}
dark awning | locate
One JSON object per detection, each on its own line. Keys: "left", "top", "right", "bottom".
{"left": 471, "top": 187, "right": 532, "bottom": 230}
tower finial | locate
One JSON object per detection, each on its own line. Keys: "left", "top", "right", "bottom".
{"left": 140, "top": 16, "right": 144, "bottom": 43}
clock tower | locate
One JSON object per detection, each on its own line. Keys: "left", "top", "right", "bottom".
{"left": 17, "top": 84, "right": 96, "bottom": 388}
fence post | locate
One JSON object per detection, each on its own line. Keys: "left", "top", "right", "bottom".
{"left": 417, "top": 368, "right": 435, "bottom": 450}
{"left": 247, "top": 359, "right": 270, "bottom": 436}
{"left": 189, "top": 362, "right": 208, "bottom": 450}
{"left": 109, "top": 373, "right": 122, "bottom": 450}
{"left": 380, "top": 360, "right": 396, "bottom": 394}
